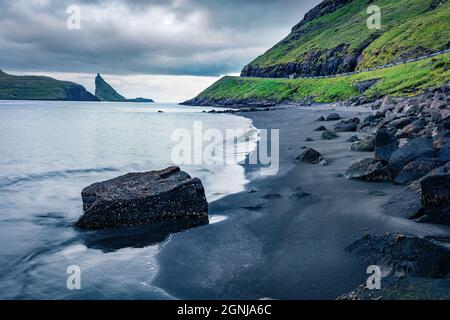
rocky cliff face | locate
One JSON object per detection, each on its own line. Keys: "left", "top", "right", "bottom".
{"left": 95, "top": 73, "right": 127, "bottom": 102}
{"left": 241, "top": 42, "right": 369, "bottom": 78}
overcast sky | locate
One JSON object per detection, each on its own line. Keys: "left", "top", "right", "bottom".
{"left": 0, "top": 0, "right": 321, "bottom": 101}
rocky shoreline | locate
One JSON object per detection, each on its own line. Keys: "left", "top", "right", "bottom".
{"left": 225, "top": 84, "right": 450, "bottom": 299}
{"left": 288, "top": 84, "right": 450, "bottom": 299}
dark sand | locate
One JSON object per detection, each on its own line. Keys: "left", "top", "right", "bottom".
{"left": 153, "top": 106, "right": 450, "bottom": 300}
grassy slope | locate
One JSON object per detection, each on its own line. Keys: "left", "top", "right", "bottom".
{"left": 195, "top": 53, "right": 450, "bottom": 104}
{"left": 250, "top": 0, "right": 449, "bottom": 70}
{"left": 0, "top": 70, "right": 84, "bottom": 100}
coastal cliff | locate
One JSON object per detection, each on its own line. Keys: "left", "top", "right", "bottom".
{"left": 0, "top": 69, "right": 99, "bottom": 101}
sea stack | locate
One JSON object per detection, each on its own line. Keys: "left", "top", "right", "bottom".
{"left": 95, "top": 73, "right": 127, "bottom": 102}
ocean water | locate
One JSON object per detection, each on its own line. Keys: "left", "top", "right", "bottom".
{"left": 0, "top": 101, "right": 258, "bottom": 299}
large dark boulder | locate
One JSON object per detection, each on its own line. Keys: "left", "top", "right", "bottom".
{"left": 335, "top": 117, "right": 360, "bottom": 132}
{"left": 295, "top": 148, "right": 324, "bottom": 164}
{"left": 419, "top": 169, "right": 450, "bottom": 225}
{"left": 374, "top": 128, "right": 398, "bottom": 162}
{"left": 326, "top": 113, "right": 341, "bottom": 121}
{"left": 77, "top": 167, "right": 209, "bottom": 229}
{"left": 347, "top": 233, "right": 450, "bottom": 278}
{"left": 388, "top": 137, "right": 436, "bottom": 174}
{"left": 394, "top": 158, "right": 443, "bottom": 185}
{"left": 345, "top": 158, "right": 394, "bottom": 182}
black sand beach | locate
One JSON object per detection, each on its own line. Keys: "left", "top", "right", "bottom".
{"left": 153, "top": 106, "right": 450, "bottom": 300}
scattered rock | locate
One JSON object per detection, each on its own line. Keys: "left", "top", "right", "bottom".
{"left": 289, "top": 192, "right": 319, "bottom": 201}
{"left": 346, "top": 135, "right": 360, "bottom": 143}
{"left": 350, "top": 137, "right": 374, "bottom": 152}
{"left": 305, "top": 137, "right": 314, "bottom": 142}
{"left": 322, "top": 130, "right": 338, "bottom": 140}
{"left": 394, "top": 158, "right": 443, "bottom": 185}
{"left": 314, "top": 125, "right": 327, "bottom": 131}
{"left": 263, "top": 193, "right": 282, "bottom": 200}
{"left": 77, "top": 167, "right": 209, "bottom": 230}
{"left": 317, "top": 116, "right": 326, "bottom": 122}
{"left": 242, "top": 200, "right": 266, "bottom": 211}
{"left": 335, "top": 117, "right": 360, "bottom": 132}
{"left": 345, "top": 158, "right": 394, "bottom": 182}
{"left": 326, "top": 113, "right": 341, "bottom": 121}
{"left": 295, "top": 148, "right": 324, "bottom": 164}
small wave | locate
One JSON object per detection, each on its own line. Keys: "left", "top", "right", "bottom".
{"left": 0, "top": 167, "right": 119, "bottom": 189}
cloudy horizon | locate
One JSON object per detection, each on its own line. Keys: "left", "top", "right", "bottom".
{"left": 0, "top": 0, "right": 321, "bottom": 101}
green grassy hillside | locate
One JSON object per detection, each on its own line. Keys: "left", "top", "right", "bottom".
{"left": 0, "top": 70, "right": 98, "bottom": 101}
{"left": 188, "top": 52, "right": 450, "bottom": 105}
{"left": 242, "top": 0, "right": 450, "bottom": 77}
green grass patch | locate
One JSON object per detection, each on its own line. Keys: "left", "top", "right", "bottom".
{"left": 196, "top": 53, "right": 450, "bottom": 104}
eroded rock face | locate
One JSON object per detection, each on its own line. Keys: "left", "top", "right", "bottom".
{"left": 345, "top": 158, "right": 393, "bottom": 182}
{"left": 77, "top": 167, "right": 209, "bottom": 230}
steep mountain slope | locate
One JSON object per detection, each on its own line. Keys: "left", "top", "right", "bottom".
{"left": 184, "top": 52, "right": 450, "bottom": 106}
{"left": 95, "top": 73, "right": 127, "bottom": 102}
{"left": 241, "top": 0, "right": 450, "bottom": 78}
{"left": 0, "top": 70, "right": 99, "bottom": 101}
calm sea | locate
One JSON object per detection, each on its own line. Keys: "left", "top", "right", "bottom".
{"left": 0, "top": 101, "right": 258, "bottom": 299}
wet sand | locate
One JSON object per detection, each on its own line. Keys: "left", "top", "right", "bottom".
{"left": 153, "top": 106, "right": 450, "bottom": 300}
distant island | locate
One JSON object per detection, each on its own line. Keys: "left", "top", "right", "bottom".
{"left": 0, "top": 70, "right": 154, "bottom": 103}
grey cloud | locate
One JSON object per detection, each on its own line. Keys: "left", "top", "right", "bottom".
{"left": 0, "top": 0, "right": 321, "bottom": 76}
